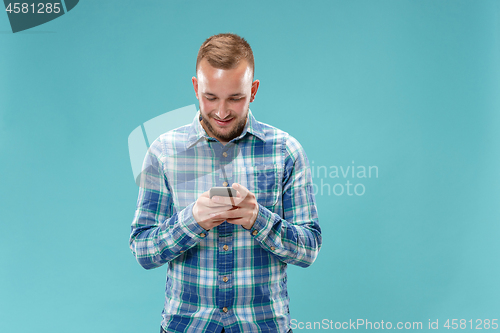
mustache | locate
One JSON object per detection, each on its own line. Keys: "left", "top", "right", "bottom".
{"left": 210, "top": 115, "right": 234, "bottom": 121}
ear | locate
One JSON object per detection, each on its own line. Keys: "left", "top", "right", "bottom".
{"left": 192, "top": 76, "right": 199, "bottom": 99}
{"left": 250, "top": 79, "right": 260, "bottom": 102}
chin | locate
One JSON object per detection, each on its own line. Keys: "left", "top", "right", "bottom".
{"left": 201, "top": 111, "right": 248, "bottom": 142}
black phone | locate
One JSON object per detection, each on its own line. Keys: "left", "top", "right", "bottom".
{"left": 209, "top": 187, "right": 237, "bottom": 199}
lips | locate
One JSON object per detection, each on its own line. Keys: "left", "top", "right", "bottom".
{"left": 214, "top": 118, "right": 234, "bottom": 126}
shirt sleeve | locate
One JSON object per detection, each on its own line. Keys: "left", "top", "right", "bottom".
{"left": 249, "top": 135, "right": 322, "bottom": 268}
{"left": 129, "top": 139, "right": 207, "bottom": 270}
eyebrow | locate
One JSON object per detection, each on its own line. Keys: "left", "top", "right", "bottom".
{"left": 203, "top": 92, "right": 244, "bottom": 97}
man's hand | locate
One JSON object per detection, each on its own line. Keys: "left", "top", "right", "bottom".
{"left": 192, "top": 189, "right": 237, "bottom": 231}
{"left": 210, "top": 183, "right": 259, "bottom": 230}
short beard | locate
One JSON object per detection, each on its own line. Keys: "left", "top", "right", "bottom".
{"left": 200, "top": 109, "right": 248, "bottom": 142}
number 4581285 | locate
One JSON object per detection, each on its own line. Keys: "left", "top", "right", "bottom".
{"left": 444, "top": 319, "right": 498, "bottom": 330}
{"left": 5, "top": 3, "right": 61, "bottom": 14}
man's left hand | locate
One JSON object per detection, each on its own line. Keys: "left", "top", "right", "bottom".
{"left": 210, "top": 183, "right": 259, "bottom": 230}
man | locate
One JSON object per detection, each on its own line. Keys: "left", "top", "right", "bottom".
{"left": 130, "top": 33, "right": 321, "bottom": 333}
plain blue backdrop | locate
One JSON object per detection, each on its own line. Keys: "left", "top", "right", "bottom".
{"left": 1, "top": 1, "right": 499, "bottom": 332}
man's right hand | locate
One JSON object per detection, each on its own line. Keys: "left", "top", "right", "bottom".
{"left": 192, "top": 190, "right": 240, "bottom": 231}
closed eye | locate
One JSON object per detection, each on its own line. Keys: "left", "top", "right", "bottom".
{"left": 203, "top": 95, "right": 243, "bottom": 102}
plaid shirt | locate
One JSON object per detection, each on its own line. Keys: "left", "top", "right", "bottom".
{"left": 130, "top": 110, "right": 321, "bottom": 333}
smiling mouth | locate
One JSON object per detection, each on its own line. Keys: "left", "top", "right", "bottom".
{"left": 214, "top": 118, "right": 234, "bottom": 126}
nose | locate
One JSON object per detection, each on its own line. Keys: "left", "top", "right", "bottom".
{"left": 215, "top": 101, "right": 230, "bottom": 119}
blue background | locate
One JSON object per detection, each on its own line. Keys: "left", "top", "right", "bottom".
{"left": 1, "top": 1, "right": 499, "bottom": 332}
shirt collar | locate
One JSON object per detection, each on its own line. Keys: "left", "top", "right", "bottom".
{"left": 186, "top": 109, "right": 265, "bottom": 148}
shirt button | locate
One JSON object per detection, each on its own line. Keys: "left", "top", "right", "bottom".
{"left": 223, "top": 276, "right": 229, "bottom": 283}
{"left": 222, "top": 307, "right": 228, "bottom": 313}
{"left": 222, "top": 181, "right": 228, "bottom": 187}
{"left": 223, "top": 245, "right": 229, "bottom": 251}
{"left": 270, "top": 246, "right": 275, "bottom": 251}
{"left": 222, "top": 152, "right": 228, "bottom": 157}
{"left": 200, "top": 233, "right": 206, "bottom": 238}
{"left": 252, "top": 230, "right": 258, "bottom": 236}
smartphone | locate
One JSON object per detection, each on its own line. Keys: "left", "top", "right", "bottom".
{"left": 209, "top": 187, "right": 237, "bottom": 199}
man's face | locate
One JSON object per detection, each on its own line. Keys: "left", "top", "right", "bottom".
{"left": 192, "top": 59, "right": 259, "bottom": 144}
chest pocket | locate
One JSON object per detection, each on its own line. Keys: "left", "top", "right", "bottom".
{"left": 235, "top": 164, "right": 281, "bottom": 210}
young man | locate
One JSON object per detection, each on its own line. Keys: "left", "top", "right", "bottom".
{"left": 130, "top": 33, "right": 321, "bottom": 333}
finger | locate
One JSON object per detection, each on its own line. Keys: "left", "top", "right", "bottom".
{"left": 232, "top": 182, "right": 247, "bottom": 192}
{"left": 207, "top": 206, "right": 236, "bottom": 217}
{"left": 202, "top": 196, "right": 234, "bottom": 208}
{"left": 211, "top": 207, "right": 244, "bottom": 220}
{"left": 202, "top": 215, "right": 227, "bottom": 224}
{"left": 209, "top": 219, "right": 226, "bottom": 225}
{"left": 232, "top": 183, "right": 250, "bottom": 199}
{"left": 211, "top": 195, "right": 243, "bottom": 207}
{"left": 198, "top": 190, "right": 234, "bottom": 208}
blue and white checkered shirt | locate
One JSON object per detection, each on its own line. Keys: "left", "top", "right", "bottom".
{"left": 130, "top": 110, "right": 321, "bottom": 333}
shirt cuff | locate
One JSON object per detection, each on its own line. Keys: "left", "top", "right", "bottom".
{"left": 248, "top": 203, "right": 275, "bottom": 240}
{"left": 177, "top": 202, "right": 210, "bottom": 240}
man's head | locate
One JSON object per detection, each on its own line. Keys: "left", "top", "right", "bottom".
{"left": 192, "top": 33, "right": 259, "bottom": 144}
{"left": 195, "top": 33, "right": 255, "bottom": 79}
